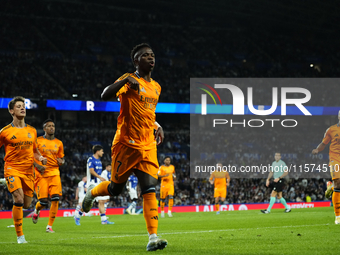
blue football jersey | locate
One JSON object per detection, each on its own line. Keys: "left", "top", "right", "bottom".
{"left": 86, "top": 156, "right": 103, "bottom": 184}
{"left": 128, "top": 175, "right": 138, "bottom": 189}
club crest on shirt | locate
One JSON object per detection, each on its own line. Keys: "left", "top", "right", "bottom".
{"left": 141, "top": 87, "right": 146, "bottom": 93}
{"left": 55, "top": 144, "right": 57, "bottom": 148}
{"left": 28, "top": 133, "right": 32, "bottom": 138}
{"left": 155, "top": 89, "right": 159, "bottom": 96}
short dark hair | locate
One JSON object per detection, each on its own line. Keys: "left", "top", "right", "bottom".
{"left": 163, "top": 156, "right": 171, "bottom": 162}
{"left": 130, "top": 43, "right": 152, "bottom": 66}
{"left": 92, "top": 144, "right": 103, "bottom": 154}
{"left": 43, "top": 119, "right": 54, "bottom": 128}
{"left": 8, "top": 96, "right": 25, "bottom": 113}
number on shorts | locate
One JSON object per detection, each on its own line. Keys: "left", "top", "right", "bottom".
{"left": 115, "top": 161, "right": 122, "bottom": 180}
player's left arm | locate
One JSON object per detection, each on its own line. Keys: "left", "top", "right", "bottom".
{"left": 154, "top": 122, "right": 164, "bottom": 145}
{"left": 172, "top": 167, "right": 176, "bottom": 180}
{"left": 56, "top": 141, "right": 65, "bottom": 166}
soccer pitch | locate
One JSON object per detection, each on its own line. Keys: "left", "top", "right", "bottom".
{"left": 1, "top": 207, "right": 339, "bottom": 254}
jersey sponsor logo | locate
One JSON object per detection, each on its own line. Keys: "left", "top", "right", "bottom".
{"left": 10, "top": 135, "right": 17, "bottom": 140}
{"left": 11, "top": 140, "right": 33, "bottom": 147}
{"left": 335, "top": 134, "right": 339, "bottom": 137}
{"left": 42, "top": 144, "right": 46, "bottom": 147}
{"left": 151, "top": 216, "right": 158, "bottom": 220}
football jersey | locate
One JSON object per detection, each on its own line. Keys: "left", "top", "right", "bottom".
{"left": 86, "top": 156, "right": 103, "bottom": 185}
{"left": 78, "top": 180, "right": 86, "bottom": 197}
{"left": 209, "top": 171, "right": 230, "bottom": 188}
{"left": 0, "top": 123, "right": 37, "bottom": 177}
{"left": 128, "top": 175, "right": 138, "bottom": 189}
{"left": 34, "top": 135, "right": 64, "bottom": 178}
{"left": 271, "top": 159, "right": 287, "bottom": 179}
{"left": 158, "top": 165, "right": 175, "bottom": 186}
{"left": 322, "top": 124, "right": 340, "bottom": 160}
{"left": 112, "top": 72, "right": 161, "bottom": 150}
{"left": 101, "top": 169, "right": 111, "bottom": 181}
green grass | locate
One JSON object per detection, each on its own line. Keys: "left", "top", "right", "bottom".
{"left": 1, "top": 207, "right": 339, "bottom": 254}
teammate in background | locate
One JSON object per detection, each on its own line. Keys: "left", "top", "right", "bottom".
{"left": 74, "top": 176, "right": 87, "bottom": 226}
{"left": 158, "top": 156, "right": 176, "bottom": 218}
{"left": 126, "top": 173, "right": 139, "bottom": 215}
{"left": 81, "top": 43, "right": 167, "bottom": 251}
{"left": 209, "top": 163, "right": 230, "bottom": 215}
{"left": 0, "top": 96, "right": 47, "bottom": 243}
{"left": 312, "top": 110, "right": 340, "bottom": 224}
{"left": 74, "top": 145, "right": 113, "bottom": 225}
{"left": 32, "top": 119, "right": 65, "bottom": 233}
{"left": 100, "top": 163, "right": 112, "bottom": 217}
{"left": 261, "top": 152, "right": 291, "bottom": 214}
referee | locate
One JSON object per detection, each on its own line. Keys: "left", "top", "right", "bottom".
{"left": 261, "top": 152, "right": 291, "bottom": 214}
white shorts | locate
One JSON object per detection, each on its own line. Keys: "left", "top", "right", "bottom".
{"left": 78, "top": 195, "right": 85, "bottom": 204}
{"left": 129, "top": 188, "right": 138, "bottom": 200}
{"left": 95, "top": 196, "right": 110, "bottom": 201}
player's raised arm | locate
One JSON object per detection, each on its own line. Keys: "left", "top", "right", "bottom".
{"left": 312, "top": 142, "right": 327, "bottom": 154}
{"left": 101, "top": 76, "right": 140, "bottom": 101}
{"left": 313, "top": 127, "right": 331, "bottom": 154}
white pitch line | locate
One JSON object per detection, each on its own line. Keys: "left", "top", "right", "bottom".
{"left": 0, "top": 223, "right": 330, "bottom": 244}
